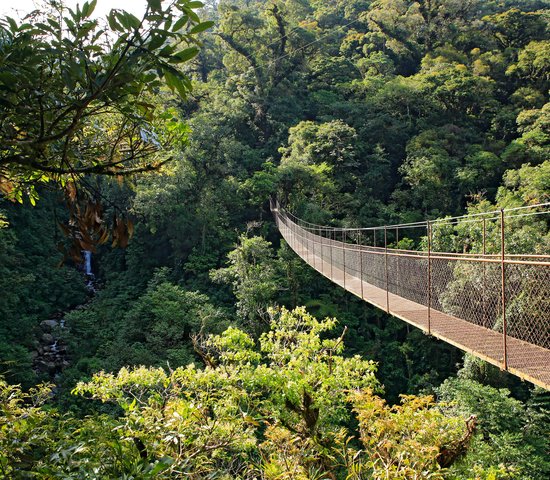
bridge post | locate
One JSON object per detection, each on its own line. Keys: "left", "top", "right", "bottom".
{"left": 320, "top": 227, "right": 324, "bottom": 276}
{"left": 313, "top": 226, "right": 317, "bottom": 271}
{"left": 293, "top": 214, "right": 296, "bottom": 253}
{"left": 313, "top": 228, "right": 323, "bottom": 271}
{"left": 290, "top": 218, "right": 299, "bottom": 251}
{"left": 304, "top": 223, "right": 307, "bottom": 262}
{"left": 319, "top": 227, "right": 322, "bottom": 273}
{"left": 293, "top": 215, "right": 296, "bottom": 254}
{"left": 308, "top": 224, "right": 311, "bottom": 266}
{"left": 293, "top": 216, "right": 296, "bottom": 252}
{"left": 310, "top": 226, "right": 313, "bottom": 267}
{"left": 299, "top": 223, "right": 302, "bottom": 255}
{"left": 396, "top": 227, "right": 400, "bottom": 297}
{"left": 319, "top": 227, "right": 325, "bottom": 275}
{"left": 427, "top": 221, "right": 432, "bottom": 334}
{"left": 330, "top": 228, "right": 333, "bottom": 280}
{"left": 301, "top": 222, "right": 305, "bottom": 260}
{"left": 343, "top": 230, "right": 346, "bottom": 289}
{"left": 301, "top": 219, "right": 305, "bottom": 261}
{"left": 385, "top": 226, "right": 389, "bottom": 312}
{"left": 317, "top": 226, "right": 321, "bottom": 272}
{"left": 482, "top": 217, "right": 487, "bottom": 327}
{"left": 359, "top": 230, "right": 364, "bottom": 300}
{"left": 312, "top": 227, "right": 315, "bottom": 268}
{"left": 500, "top": 209, "right": 508, "bottom": 370}
{"left": 303, "top": 221, "right": 306, "bottom": 262}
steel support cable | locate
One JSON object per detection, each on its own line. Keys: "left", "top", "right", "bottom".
{"left": 278, "top": 202, "right": 550, "bottom": 233}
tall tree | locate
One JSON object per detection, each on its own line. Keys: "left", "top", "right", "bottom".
{"left": 0, "top": 0, "right": 212, "bottom": 252}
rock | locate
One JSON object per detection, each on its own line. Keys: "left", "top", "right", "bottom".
{"left": 40, "top": 319, "right": 58, "bottom": 331}
{"left": 30, "top": 351, "right": 39, "bottom": 360}
{"left": 46, "top": 362, "right": 57, "bottom": 374}
{"left": 42, "top": 333, "right": 54, "bottom": 344}
{"left": 35, "top": 360, "right": 57, "bottom": 374}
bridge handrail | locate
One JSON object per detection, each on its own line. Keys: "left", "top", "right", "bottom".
{"left": 276, "top": 215, "right": 550, "bottom": 266}
{"left": 274, "top": 200, "right": 550, "bottom": 233}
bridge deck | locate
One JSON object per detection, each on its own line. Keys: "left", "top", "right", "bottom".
{"left": 278, "top": 219, "right": 550, "bottom": 390}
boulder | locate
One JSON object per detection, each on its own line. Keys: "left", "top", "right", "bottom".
{"left": 35, "top": 360, "right": 57, "bottom": 374}
{"left": 42, "top": 333, "right": 54, "bottom": 344}
{"left": 40, "top": 319, "right": 58, "bottom": 331}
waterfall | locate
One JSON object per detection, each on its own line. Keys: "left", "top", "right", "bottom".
{"left": 84, "top": 250, "right": 93, "bottom": 276}
{"left": 83, "top": 250, "right": 96, "bottom": 291}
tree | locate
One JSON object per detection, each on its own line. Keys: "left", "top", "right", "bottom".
{"left": 483, "top": 8, "right": 547, "bottom": 49}
{"left": 210, "top": 234, "right": 280, "bottom": 330}
{"left": 278, "top": 120, "right": 358, "bottom": 216}
{"left": 497, "top": 160, "right": 550, "bottom": 207}
{"left": 110, "top": 271, "right": 226, "bottom": 368}
{"left": 508, "top": 40, "right": 550, "bottom": 90}
{"left": 0, "top": 0, "right": 212, "bottom": 249}
{"left": 281, "top": 120, "right": 358, "bottom": 169}
{"left": 437, "top": 377, "right": 550, "bottom": 479}
{"left": 366, "top": 0, "right": 481, "bottom": 74}
{"left": 1, "top": 307, "right": 478, "bottom": 478}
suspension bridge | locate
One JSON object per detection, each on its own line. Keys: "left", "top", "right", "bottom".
{"left": 271, "top": 199, "right": 550, "bottom": 390}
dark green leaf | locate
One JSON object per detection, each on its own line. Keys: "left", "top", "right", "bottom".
{"left": 164, "top": 70, "right": 188, "bottom": 98}
{"left": 84, "top": 0, "right": 98, "bottom": 19}
{"left": 125, "top": 12, "right": 142, "bottom": 29}
{"left": 188, "top": 10, "right": 200, "bottom": 23}
{"left": 170, "top": 46, "right": 199, "bottom": 63}
{"left": 47, "top": 18, "right": 60, "bottom": 30}
{"left": 172, "top": 15, "right": 189, "bottom": 32}
{"left": 6, "top": 16, "right": 18, "bottom": 32}
{"left": 36, "top": 22, "right": 55, "bottom": 34}
{"left": 107, "top": 12, "right": 122, "bottom": 32}
{"left": 77, "top": 21, "right": 98, "bottom": 40}
{"left": 159, "top": 45, "right": 176, "bottom": 57}
{"left": 188, "top": 20, "right": 214, "bottom": 35}
{"left": 147, "top": 0, "right": 162, "bottom": 12}
{"left": 82, "top": 1, "right": 90, "bottom": 18}
{"left": 115, "top": 11, "right": 141, "bottom": 30}
{"left": 148, "top": 34, "right": 166, "bottom": 51}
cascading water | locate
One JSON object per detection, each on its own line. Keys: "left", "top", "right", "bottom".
{"left": 33, "top": 251, "right": 97, "bottom": 381}
{"left": 83, "top": 250, "right": 96, "bottom": 290}
{"left": 84, "top": 250, "right": 93, "bottom": 276}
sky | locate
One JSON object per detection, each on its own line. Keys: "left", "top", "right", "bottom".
{"left": 0, "top": 0, "right": 148, "bottom": 19}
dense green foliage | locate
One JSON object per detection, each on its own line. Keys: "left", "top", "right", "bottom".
{"left": 0, "top": 308, "right": 473, "bottom": 478}
{"left": 1, "top": 0, "right": 549, "bottom": 478}
{"left": 0, "top": 0, "right": 211, "bottom": 199}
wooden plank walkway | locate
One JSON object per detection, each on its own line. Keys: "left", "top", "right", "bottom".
{"left": 278, "top": 220, "right": 550, "bottom": 390}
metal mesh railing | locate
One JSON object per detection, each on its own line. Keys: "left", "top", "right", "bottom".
{"left": 271, "top": 199, "right": 550, "bottom": 388}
